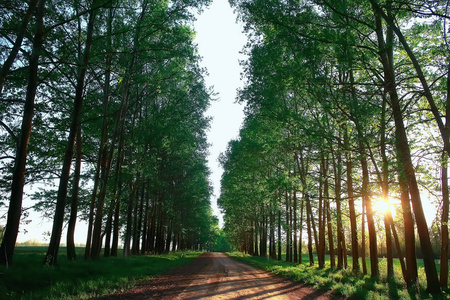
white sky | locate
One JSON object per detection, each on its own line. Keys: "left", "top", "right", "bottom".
{"left": 194, "top": 0, "right": 247, "bottom": 225}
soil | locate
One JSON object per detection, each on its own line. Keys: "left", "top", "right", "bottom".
{"left": 102, "top": 252, "right": 340, "bottom": 299}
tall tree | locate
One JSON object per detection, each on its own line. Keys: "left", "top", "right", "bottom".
{"left": 44, "top": 0, "right": 98, "bottom": 265}
{"left": 0, "top": 0, "right": 46, "bottom": 266}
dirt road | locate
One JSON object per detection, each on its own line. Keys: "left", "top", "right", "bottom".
{"left": 103, "top": 252, "right": 339, "bottom": 299}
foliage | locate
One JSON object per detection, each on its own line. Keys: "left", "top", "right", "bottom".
{"left": 0, "top": 0, "right": 217, "bottom": 264}
{"left": 213, "top": 229, "right": 234, "bottom": 252}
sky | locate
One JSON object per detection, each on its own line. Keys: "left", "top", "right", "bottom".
{"left": 193, "top": 0, "right": 247, "bottom": 225}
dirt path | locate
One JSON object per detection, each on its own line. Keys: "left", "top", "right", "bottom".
{"left": 103, "top": 252, "right": 339, "bottom": 299}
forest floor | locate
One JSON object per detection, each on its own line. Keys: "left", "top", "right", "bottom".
{"left": 102, "top": 252, "right": 339, "bottom": 299}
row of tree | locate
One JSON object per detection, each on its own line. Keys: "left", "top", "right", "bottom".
{"left": 0, "top": 0, "right": 217, "bottom": 266}
{"left": 219, "top": 0, "right": 449, "bottom": 294}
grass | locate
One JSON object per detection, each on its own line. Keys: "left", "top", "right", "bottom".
{"left": 229, "top": 252, "right": 450, "bottom": 299}
{"left": 0, "top": 247, "right": 201, "bottom": 299}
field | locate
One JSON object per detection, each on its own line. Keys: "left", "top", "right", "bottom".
{"left": 229, "top": 252, "right": 449, "bottom": 299}
{"left": 0, "top": 247, "right": 201, "bottom": 299}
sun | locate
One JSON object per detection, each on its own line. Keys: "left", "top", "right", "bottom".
{"left": 374, "top": 197, "right": 391, "bottom": 215}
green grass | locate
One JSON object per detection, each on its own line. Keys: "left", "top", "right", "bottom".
{"left": 0, "top": 247, "right": 201, "bottom": 299}
{"left": 229, "top": 252, "right": 450, "bottom": 299}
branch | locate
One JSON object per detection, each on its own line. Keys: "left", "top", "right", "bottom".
{"left": 0, "top": 120, "right": 18, "bottom": 142}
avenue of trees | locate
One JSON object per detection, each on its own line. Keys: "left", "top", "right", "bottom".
{"left": 219, "top": 0, "right": 449, "bottom": 294}
{"left": 0, "top": 0, "right": 217, "bottom": 266}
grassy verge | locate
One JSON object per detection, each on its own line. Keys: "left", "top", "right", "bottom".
{"left": 0, "top": 247, "right": 201, "bottom": 299}
{"left": 229, "top": 252, "right": 449, "bottom": 299}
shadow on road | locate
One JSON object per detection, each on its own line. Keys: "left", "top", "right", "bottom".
{"left": 102, "top": 252, "right": 338, "bottom": 299}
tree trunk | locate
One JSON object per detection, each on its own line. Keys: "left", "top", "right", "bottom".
{"left": 141, "top": 186, "right": 150, "bottom": 254}
{"left": 440, "top": 153, "right": 449, "bottom": 287}
{"left": 0, "top": 0, "right": 46, "bottom": 267}
{"left": 345, "top": 126, "right": 359, "bottom": 272}
{"left": 165, "top": 220, "right": 172, "bottom": 253}
{"left": 132, "top": 181, "right": 144, "bottom": 255}
{"left": 103, "top": 202, "right": 114, "bottom": 257}
{"left": 379, "top": 91, "right": 393, "bottom": 277}
{"left": 0, "top": 0, "right": 39, "bottom": 94}
{"left": 44, "top": 1, "right": 96, "bottom": 266}
{"left": 111, "top": 197, "right": 121, "bottom": 257}
{"left": 399, "top": 178, "right": 418, "bottom": 283}
{"left": 299, "top": 194, "right": 304, "bottom": 264}
{"left": 67, "top": 127, "right": 82, "bottom": 261}
{"left": 361, "top": 189, "right": 367, "bottom": 274}
{"left": 333, "top": 141, "right": 344, "bottom": 269}
{"left": 277, "top": 207, "right": 282, "bottom": 261}
{"left": 360, "top": 140, "right": 379, "bottom": 277}
{"left": 270, "top": 200, "right": 276, "bottom": 259}
{"left": 84, "top": 163, "right": 99, "bottom": 259}
{"left": 325, "top": 155, "right": 335, "bottom": 267}
{"left": 293, "top": 190, "right": 298, "bottom": 263}
{"left": 306, "top": 194, "right": 314, "bottom": 266}
{"left": 255, "top": 218, "right": 259, "bottom": 256}
{"left": 285, "top": 190, "right": 290, "bottom": 262}
{"left": 318, "top": 154, "right": 326, "bottom": 268}
{"left": 148, "top": 197, "right": 157, "bottom": 253}
{"left": 440, "top": 61, "right": 450, "bottom": 288}
{"left": 124, "top": 176, "right": 139, "bottom": 256}
{"left": 137, "top": 183, "right": 146, "bottom": 254}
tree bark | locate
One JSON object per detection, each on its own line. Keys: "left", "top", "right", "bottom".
{"left": 318, "top": 154, "right": 326, "bottom": 268}
{"left": 277, "top": 207, "right": 282, "bottom": 261}
{"left": 344, "top": 126, "right": 359, "bottom": 272}
{"left": 332, "top": 140, "right": 345, "bottom": 269}
{"left": 67, "top": 127, "right": 82, "bottom": 261}
{"left": 440, "top": 153, "right": 449, "bottom": 287}
{"left": 293, "top": 189, "right": 298, "bottom": 263}
{"left": 299, "top": 194, "right": 304, "bottom": 264}
{"left": 440, "top": 61, "right": 450, "bottom": 288}
{"left": 360, "top": 140, "right": 379, "bottom": 277}
{"left": 325, "top": 156, "right": 335, "bottom": 268}
{"left": 361, "top": 187, "right": 367, "bottom": 275}
{"left": 111, "top": 196, "right": 121, "bottom": 257}
{"left": 141, "top": 186, "right": 150, "bottom": 254}
{"left": 124, "top": 175, "right": 140, "bottom": 256}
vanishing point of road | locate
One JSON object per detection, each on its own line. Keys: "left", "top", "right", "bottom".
{"left": 103, "top": 252, "right": 339, "bottom": 299}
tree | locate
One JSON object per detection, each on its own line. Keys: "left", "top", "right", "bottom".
{"left": 0, "top": 0, "right": 46, "bottom": 266}
{"left": 44, "top": 0, "right": 98, "bottom": 266}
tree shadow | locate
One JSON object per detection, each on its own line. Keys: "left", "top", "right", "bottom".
{"left": 387, "top": 276, "right": 399, "bottom": 299}
{"left": 349, "top": 275, "right": 378, "bottom": 300}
